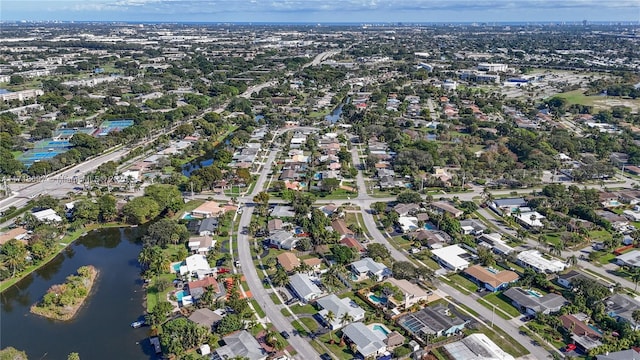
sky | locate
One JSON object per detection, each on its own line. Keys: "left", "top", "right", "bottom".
{"left": 2, "top": 0, "right": 639, "bottom": 23}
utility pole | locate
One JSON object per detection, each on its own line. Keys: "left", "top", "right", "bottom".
{"left": 491, "top": 304, "right": 495, "bottom": 328}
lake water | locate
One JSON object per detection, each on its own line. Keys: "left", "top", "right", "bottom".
{"left": 0, "top": 227, "right": 156, "bottom": 360}
{"left": 325, "top": 97, "right": 350, "bottom": 123}
{"left": 182, "top": 158, "right": 214, "bottom": 176}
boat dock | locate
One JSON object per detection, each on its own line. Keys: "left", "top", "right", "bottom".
{"left": 149, "top": 337, "right": 162, "bottom": 354}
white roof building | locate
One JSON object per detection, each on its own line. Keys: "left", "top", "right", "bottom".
{"left": 442, "top": 333, "right": 515, "bottom": 360}
{"left": 316, "top": 294, "right": 366, "bottom": 330}
{"left": 341, "top": 322, "right": 387, "bottom": 358}
{"left": 32, "top": 208, "right": 62, "bottom": 223}
{"left": 517, "top": 250, "right": 565, "bottom": 273}
{"left": 181, "top": 254, "right": 213, "bottom": 279}
{"left": 515, "top": 211, "right": 545, "bottom": 228}
{"left": 432, "top": 245, "right": 472, "bottom": 271}
{"left": 289, "top": 273, "right": 322, "bottom": 303}
{"left": 616, "top": 250, "right": 640, "bottom": 268}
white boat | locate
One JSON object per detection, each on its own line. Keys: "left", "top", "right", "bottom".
{"left": 131, "top": 320, "right": 145, "bottom": 328}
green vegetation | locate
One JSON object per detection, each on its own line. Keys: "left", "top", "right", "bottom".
{"left": 478, "top": 292, "right": 521, "bottom": 318}
{"left": 30, "top": 265, "right": 98, "bottom": 320}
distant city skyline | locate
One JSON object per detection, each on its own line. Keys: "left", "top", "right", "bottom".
{"left": 3, "top": 0, "right": 639, "bottom": 23}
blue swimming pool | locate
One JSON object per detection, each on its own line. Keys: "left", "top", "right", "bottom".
{"left": 182, "top": 214, "right": 197, "bottom": 220}
{"left": 527, "top": 289, "right": 543, "bottom": 298}
{"left": 372, "top": 324, "right": 390, "bottom": 336}
{"left": 172, "top": 262, "right": 183, "bottom": 272}
{"left": 423, "top": 222, "right": 436, "bottom": 230}
{"left": 176, "top": 290, "right": 187, "bottom": 302}
{"left": 369, "top": 294, "right": 388, "bottom": 304}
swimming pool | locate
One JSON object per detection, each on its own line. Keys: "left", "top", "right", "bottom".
{"left": 176, "top": 290, "right": 187, "bottom": 302}
{"left": 527, "top": 289, "right": 543, "bottom": 298}
{"left": 423, "top": 222, "right": 436, "bottom": 230}
{"left": 370, "top": 323, "right": 391, "bottom": 338}
{"left": 369, "top": 294, "right": 388, "bottom": 304}
{"left": 486, "top": 267, "right": 499, "bottom": 274}
{"left": 172, "top": 262, "right": 183, "bottom": 272}
{"left": 182, "top": 214, "right": 197, "bottom": 220}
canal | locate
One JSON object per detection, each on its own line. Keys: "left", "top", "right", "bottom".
{"left": 0, "top": 227, "right": 155, "bottom": 360}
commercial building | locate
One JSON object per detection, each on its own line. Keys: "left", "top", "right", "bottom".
{"left": 477, "top": 63, "right": 508, "bottom": 72}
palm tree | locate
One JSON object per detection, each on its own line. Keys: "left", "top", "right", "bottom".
{"left": 632, "top": 309, "right": 640, "bottom": 327}
{"left": 339, "top": 313, "right": 354, "bottom": 345}
{"left": 566, "top": 255, "right": 578, "bottom": 267}
{"left": 631, "top": 267, "right": 640, "bottom": 292}
{"left": 325, "top": 310, "right": 336, "bottom": 342}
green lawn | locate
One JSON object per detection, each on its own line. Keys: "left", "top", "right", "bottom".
{"left": 173, "top": 199, "right": 205, "bottom": 220}
{"left": 250, "top": 299, "right": 266, "bottom": 318}
{"left": 299, "top": 317, "right": 319, "bottom": 332}
{"left": 317, "top": 332, "right": 356, "bottom": 360}
{"left": 555, "top": 89, "right": 596, "bottom": 106}
{"left": 447, "top": 274, "right": 478, "bottom": 293}
{"left": 146, "top": 273, "right": 176, "bottom": 312}
{"left": 479, "top": 292, "right": 521, "bottom": 318}
{"left": 291, "top": 320, "right": 310, "bottom": 337}
{"left": 589, "top": 229, "right": 612, "bottom": 242}
{"left": 289, "top": 303, "right": 316, "bottom": 315}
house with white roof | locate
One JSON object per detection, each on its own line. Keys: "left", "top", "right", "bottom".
{"left": 32, "top": 208, "right": 62, "bottom": 223}
{"left": 515, "top": 211, "right": 545, "bottom": 228}
{"left": 616, "top": 250, "right": 640, "bottom": 268}
{"left": 517, "top": 250, "right": 565, "bottom": 273}
{"left": 442, "top": 333, "right": 515, "bottom": 360}
{"left": 341, "top": 322, "right": 387, "bottom": 358}
{"left": 431, "top": 245, "right": 473, "bottom": 271}
{"left": 181, "top": 254, "right": 214, "bottom": 279}
{"left": 316, "top": 294, "right": 366, "bottom": 330}
{"left": 289, "top": 273, "right": 322, "bottom": 303}
{"left": 350, "top": 257, "right": 391, "bottom": 282}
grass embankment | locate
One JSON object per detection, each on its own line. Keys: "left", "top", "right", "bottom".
{"left": 0, "top": 223, "right": 126, "bottom": 293}
{"left": 30, "top": 265, "right": 99, "bottom": 321}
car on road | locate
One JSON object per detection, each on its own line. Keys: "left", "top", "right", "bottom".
{"left": 320, "top": 353, "right": 332, "bottom": 360}
{"left": 280, "top": 331, "right": 290, "bottom": 339}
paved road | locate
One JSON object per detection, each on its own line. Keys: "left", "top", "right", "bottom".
{"left": 234, "top": 135, "right": 320, "bottom": 360}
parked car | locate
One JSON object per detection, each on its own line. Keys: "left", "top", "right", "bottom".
{"left": 280, "top": 331, "right": 290, "bottom": 339}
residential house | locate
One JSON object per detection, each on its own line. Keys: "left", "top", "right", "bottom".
{"left": 340, "top": 237, "right": 365, "bottom": 253}
{"left": 331, "top": 219, "right": 354, "bottom": 238}
{"left": 503, "top": 287, "right": 567, "bottom": 315}
{"left": 559, "top": 313, "right": 602, "bottom": 340}
{"left": 432, "top": 245, "right": 473, "bottom": 271}
{"left": 410, "top": 230, "right": 451, "bottom": 249}
{"left": 191, "top": 201, "right": 225, "bottom": 218}
{"left": 606, "top": 294, "right": 640, "bottom": 330}
{"left": 477, "top": 233, "right": 515, "bottom": 255}
{"left": 398, "top": 216, "right": 419, "bottom": 233}
{"left": 181, "top": 254, "right": 214, "bottom": 279}
{"left": 383, "top": 277, "right": 431, "bottom": 310}
{"left": 442, "top": 333, "right": 515, "bottom": 360}
{"left": 268, "top": 230, "right": 298, "bottom": 250}
{"left": 270, "top": 205, "right": 296, "bottom": 218}
{"left": 33, "top": 208, "right": 63, "bottom": 223}
{"left": 616, "top": 250, "right": 640, "bottom": 268}
{"left": 394, "top": 203, "right": 421, "bottom": 217}
{"left": 459, "top": 219, "right": 487, "bottom": 235}
{"left": 517, "top": 250, "right": 566, "bottom": 273}
{"left": 491, "top": 198, "right": 527, "bottom": 216}
{"left": 267, "top": 219, "right": 283, "bottom": 232}
{"left": 188, "top": 236, "right": 215, "bottom": 254}
{"left": 276, "top": 252, "right": 301, "bottom": 272}
{"left": 350, "top": 257, "right": 391, "bottom": 282}
{"left": 0, "top": 227, "right": 29, "bottom": 245}
{"left": 430, "top": 202, "right": 464, "bottom": 218}
{"left": 341, "top": 322, "right": 388, "bottom": 358}
{"left": 198, "top": 218, "right": 219, "bottom": 236}
{"left": 596, "top": 348, "right": 640, "bottom": 360}
{"left": 316, "top": 294, "right": 366, "bottom": 330}
{"left": 288, "top": 273, "right": 322, "bottom": 303}
{"left": 600, "top": 192, "right": 622, "bottom": 208}
{"left": 463, "top": 265, "right": 519, "bottom": 292}
{"left": 556, "top": 270, "right": 591, "bottom": 288}
{"left": 514, "top": 211, "right": 545, "bottom": 228}
{"left": 398, "top": 304, "right": 468, "bottom": 339}
{"left": 211, "top": 331, "right": 267, "bottom": 360}
{"left": 188, "top": 308, "right": 223, "bottom": 330}
{"left": 187, "top": 277, "right": 221, "bottom": 302}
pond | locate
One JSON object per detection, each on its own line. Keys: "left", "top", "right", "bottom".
{"left": 0, "top": 227, "right": 156, "bottom": 360}
{"left": 325, "top": 97, "right": 350, "bottom": 123}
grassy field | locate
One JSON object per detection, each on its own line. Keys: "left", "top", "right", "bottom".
{"left": 556, "top": 90, "right": 597, "bottom": 106}
{"left": 479, "top": 292, "right": 521, "bottom": 318}
{"left": 146, "top": 273, "right": 176, "bottom": 312}
{"left": 289, "top": 303, "right": 316, "bottom": 315}
{"left": 447, "top": 273, "right": 478, "bottom": 293}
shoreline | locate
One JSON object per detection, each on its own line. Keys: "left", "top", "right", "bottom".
{"left": 29, "top": 265, "right": 100, "bottom": 321}
{"left": 0, "top": 222, "right": 132, "bottom": 293}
